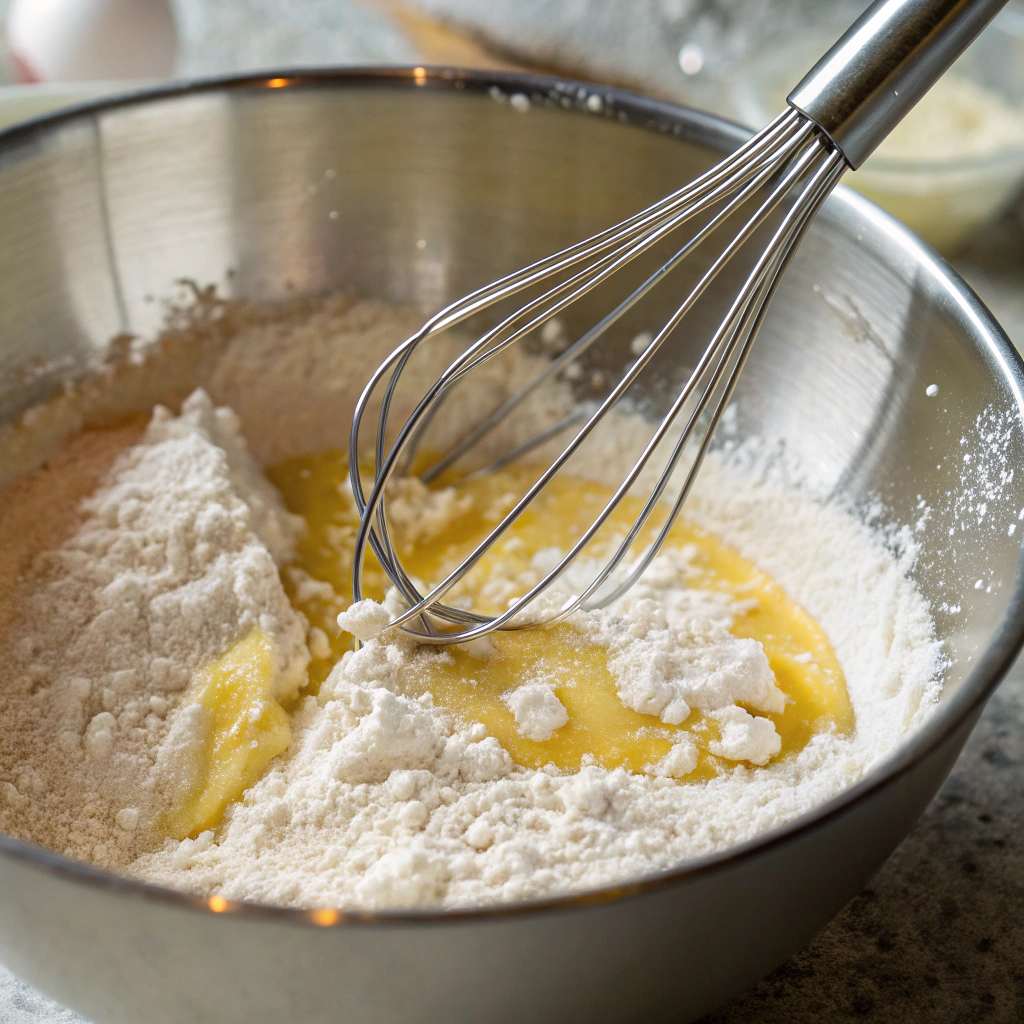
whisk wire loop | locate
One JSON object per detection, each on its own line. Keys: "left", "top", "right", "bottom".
{"left": 594, "top": 151, "right": 847, "bottom": 609}
{"left": 345, "top": 0, "right": 1008, "bottom": 645}
{"left": 369, "top": 111, "right": 811, "bottom": 495}
{"left": 349, "top": 112, "right": 846, "bottom": 643}
{"left": 372, "top": 144, "right": 843, "bottom": 642}
{"left": 348, "top": 112, "right": 801, "bottom": 502}
{"left": 352, "top": 115, "right": 807, "bottom": 530}
{"left": 419, "top": 116, "right": 816, "bottom": 484}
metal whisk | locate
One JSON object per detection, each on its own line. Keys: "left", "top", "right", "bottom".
{"left": 350, "top": 0, "right": 1007, "bottom": 644}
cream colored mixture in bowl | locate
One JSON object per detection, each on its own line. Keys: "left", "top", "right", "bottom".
{"left": 0, "top": 295, "right": 942, "bottom": 910}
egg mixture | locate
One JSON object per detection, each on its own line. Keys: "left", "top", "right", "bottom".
{"left": 167, "top": 450, "right": 853, "bottom": 841}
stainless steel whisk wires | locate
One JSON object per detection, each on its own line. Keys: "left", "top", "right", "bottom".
{"left": 349, "top": 113, "right": 841, "bottom": 643}
{"left": 349, "top": 0, "right": 1008, "bottom": 645}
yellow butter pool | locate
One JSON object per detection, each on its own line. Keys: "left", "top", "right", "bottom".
{"left": 268, "top": 453, "right": 853, "bottom": 782}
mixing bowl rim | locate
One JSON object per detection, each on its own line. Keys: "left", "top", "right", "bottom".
{"left": 0, "top": 65, "right": 1021, "bottom": 928}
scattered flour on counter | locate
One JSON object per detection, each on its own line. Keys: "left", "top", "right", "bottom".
{"left": 0, "top": 390, "right": 308, "bottom": 869}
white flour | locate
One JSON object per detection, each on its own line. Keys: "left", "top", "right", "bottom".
{"left": 503, "top": 682, "right": 569, "bottom": 742}
{"left": 0, "top": 391, "right": 308, "bottom": 869}
{"left": 0, "top": 298, "right": 943, "bottom": 909}
{"left": 137, "top": 424, "right": 939, "bottom": 908}
{"left": 580, "top": 548, "right": 786, "bottom": 734}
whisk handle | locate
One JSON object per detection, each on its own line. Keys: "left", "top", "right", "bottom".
{"left": 787, "top": 0, "right": 1008, "bottom": 168}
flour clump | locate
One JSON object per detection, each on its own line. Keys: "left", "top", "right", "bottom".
{"left": 504, "top": 682, "right": 569, "bottom": 741}
{"left": 0, "top": 389, "right": 307, "bottom": 868}
{"left": 581, "top": 547, "right": 786, "bottom": 730}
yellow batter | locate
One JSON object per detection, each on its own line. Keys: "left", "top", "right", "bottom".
{"left": 269, "top": 453, "right": 853, "bottom": 778}
{"left": 164, "top": 629, "right": 291, "bottom": 840}
{"left": 164, "top": 452, "right": 853, "bottom": 839}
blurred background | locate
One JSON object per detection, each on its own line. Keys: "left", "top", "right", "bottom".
{"left": 0, "top": 0, "right": 1021, "bottom": 332}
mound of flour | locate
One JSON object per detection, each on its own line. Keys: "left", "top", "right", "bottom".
{"left": 128, "top": 416, "right": 940, "bottom": 910}
{"left": 0, "top": 298, "right": 943, "bottom": 909}
{"left": 0, "top": 391, "right": 308, "bottom": 869}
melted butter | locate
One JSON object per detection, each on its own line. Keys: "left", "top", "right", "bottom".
{"left": 165, "top": 629, "right": 291, "bottom": 840}
{"left": 266, "top": 453, "right": 853, "bottom": 778}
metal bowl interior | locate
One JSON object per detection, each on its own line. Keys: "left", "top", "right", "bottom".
{"left": 0, "top": 69, "right": 1022, "bottom": 1024}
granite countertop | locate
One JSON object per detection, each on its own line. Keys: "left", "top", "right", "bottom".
{"left": 0, "top": 2, "right": 1021, "bottom": 1021}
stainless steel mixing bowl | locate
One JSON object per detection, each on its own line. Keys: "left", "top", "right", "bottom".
{"left": 0, "top": 69, "right": 1022, "bottom": 1024}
